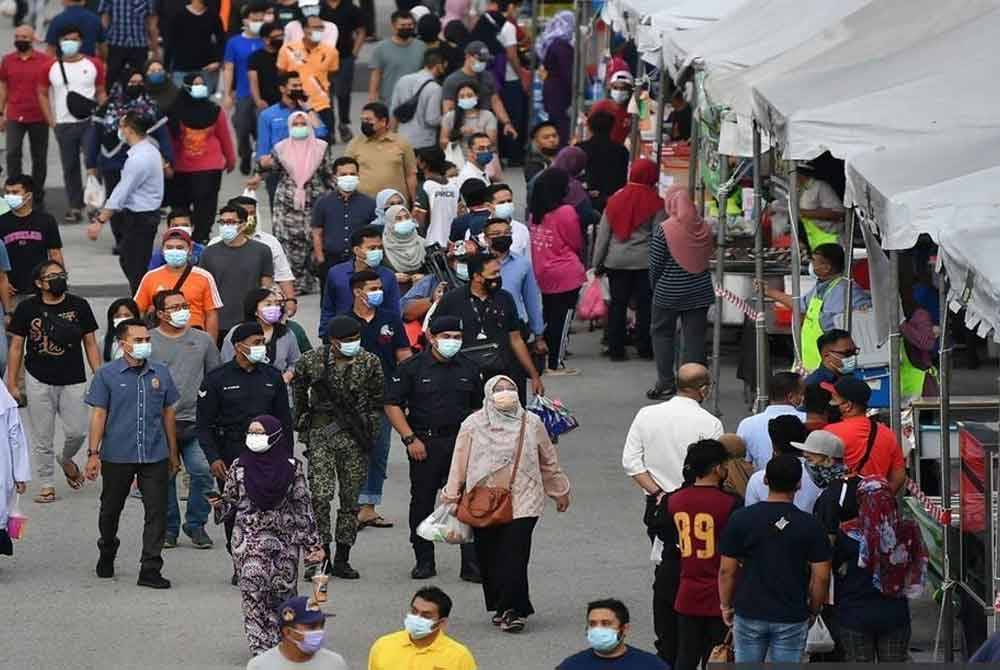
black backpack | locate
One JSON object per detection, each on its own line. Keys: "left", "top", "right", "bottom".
{"left": 392, "top": 79, "right": 435, "bottom": 124}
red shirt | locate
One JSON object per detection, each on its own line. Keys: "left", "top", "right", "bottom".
{"left": 0, "top": 50, "right": 52, "bottom": 124}
{"left": 668, "top": 485, "right": 740, "bottom": 617}
{"left": 825, "top": 416, "right": 905, "bottom": 478}
{"left": 590, "top": 99, "right": 631, "bottom": 145}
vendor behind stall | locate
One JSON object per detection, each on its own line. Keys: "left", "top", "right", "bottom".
{"left": 798, "top": 164, "right": 844, "bottom": 252}
{"left": 765, "top": 243, "right": 871, "bottom": 371}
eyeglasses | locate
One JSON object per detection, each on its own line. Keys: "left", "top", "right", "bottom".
{"left": 41, "top": 273, "right": 68, "bottom": 281}
{"left": 828, "top": 348, "right": 859, "bottom": 357}
{"left": 163, "top": 303, "right": 190, "bottom": 312}
{"left": 219, "top": 218, "right": 241, "bottom": 225}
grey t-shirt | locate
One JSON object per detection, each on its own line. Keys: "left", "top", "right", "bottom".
{"left": 246, "top": 647, "right": 348, "bottom": 670}
{"left": 389, "top": 68, "right": 443, "bottom": 150}
{"left": 199, "top": 239, "right": 274, "bottom": 332}
{"left": 371, "top": 38, "right": 426, "bottom": 103}
{"left": 441, "top": 68, "right": 496, "bottom": 110}
{"left": 150, "top": 328, "right": 221, "bottom": 422}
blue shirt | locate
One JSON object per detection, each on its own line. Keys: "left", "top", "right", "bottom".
{"left": 148, "top": 241, "right": 205, "bottom": 270}
{"left": 804, "top": 366, "right": 856, "bottom": 388}
{"left": 449, "top": 209, "right": 491, "bottom": 242}
{"left": 319, "top": 261, "right": 401, "bottom": 338}
{"left": 224, "top": 35, "right": 264, "bottom": 99}
{"left": 401, "top": 273, "right": 437, "bottom": 308}
{"left": 352, "top": 308, "right": 409, "bottom": 376}
{"left": 85, "top": 358, "right": 180, "bottom": 464}
{"left": 97, "top": 0, "right": 154, "bottom": 48}
{"left": 256, "top": 102, "right": 328, "bottom": 158}
{"left": 499, "top": 252, "right": 544, "bottom": 336}
{"left": 799, "top": 276, "right": 872, "bottom": 332}
{"left": 104, "top": 138, "right": 164, "bottom": 213}
{"left": 557, "top": 646, "right": 667, "bottom": 670}
{"left": 736, "top": 404, "right": 806, "bottom": 470}
{"left": 311, "top": 191, "right": 377, "bottom": 260}
{"left": 46, "top": 6, "right": 106, "bottom": 55}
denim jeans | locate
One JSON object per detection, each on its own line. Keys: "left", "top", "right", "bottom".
{"left": 358, "top": 414, "right": 391, "bottom": 505}
{"left": 733, "top": 615, "right": 809, "bottom": 663}
{"left": 166, "top": 436, "right": 213, "bottom": 536}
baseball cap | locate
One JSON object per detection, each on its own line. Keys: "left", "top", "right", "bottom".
{"left": 162, "top": 227, "right": 192, "bottom": 245}
{"left": 277, "top": 596, "right": 326, "bottom": 627}
{"left": 609, "top": 71, "right": 634, "bottom": 86}
{"left": 822, "top": 376, "right": 872, "bottom": 407}
{"left": 465, "top": 40, "right": 491, "bottom": 60}
{"left": 791, "top": 430, "right": 844, "bottom": 459}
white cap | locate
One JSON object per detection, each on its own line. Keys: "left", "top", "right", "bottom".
{"left": 609, "top": 71, "right": 634, "bottom": 86}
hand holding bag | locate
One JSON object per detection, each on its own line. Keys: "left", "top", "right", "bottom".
{"left": 708, "top": 629, "right": 734, "bottom": 663}
{"left": 456, "top": 414, "right": 526, "bottom": 528}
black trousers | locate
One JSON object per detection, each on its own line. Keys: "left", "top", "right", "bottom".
{"left": 607, "top": 268, "right": 652, "bottom": 357}
{"left": 171, "top": 170, "right": 222, "bottom": 243}
{"left": 119, "top": 210, "right": 160, "bottom": 295}
{"left": 473, "top": 516, "right": 537, "bottom": 617}
{"left": 408, "top": 431, "right": 457, "bottom": 562}
{"left": 542, "top": 288, "right": 580, "bottom": 370}
{"left": 675, "top": 614, "right": 728, "bottom": 670}
{"left": 359, "top": 0, "right": 375, "bottom": 36}
{"left": 101, "top": 170, "right": 125, "bottom": 246}
{"left": 653, "top": 555, "right": 681, "bottom": 666}
{"left": 98, "top": 459, "right": 169, "bottom": 575}
{"left": 6, "top": 120, "right": 48, "bottom": 201}
{"left": 107, "top": 46, "right": 150, "bottom": 87}
{"left": 499, "top": 81, "right": 528, "bottom": 163}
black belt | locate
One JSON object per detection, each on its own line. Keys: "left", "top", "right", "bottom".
{"left": 411, "top": 425, "right": 460, "bottom": 438}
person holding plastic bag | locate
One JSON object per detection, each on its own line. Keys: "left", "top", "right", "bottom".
{"left": 441, "top": 374, "right": 571, "bottom": 634}
{"left": 0, "top": 382, "right": 29, "bottom": 556}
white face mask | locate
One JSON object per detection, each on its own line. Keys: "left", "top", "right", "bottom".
{"left": 610, "top": 89, "right": 630, "bottom": 104}
{"left": 309, "top": 29, "right": 324, "bottom": 42}
{"left": 246, "top": 433, "right": 271, "bottom": 452}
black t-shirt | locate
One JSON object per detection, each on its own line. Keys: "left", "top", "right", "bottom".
{"left": 8, "top": 294, "right": 98, "bottom": 386}
{"left": 435, "top": 286, "right": 520, "bottom": 354}
{"left": 248, "top": 48, "right": 281, "bottom": 105}
{"left": 318, "top": 0, "right": 363, "bottom": 57}
{"left": 383, "top": 349, "right": 481, "bottom": 430}
{"left": 0, "top": 210, "right": 63, "bottom": 293}
{"left": 813, "top": 476, "right": 860, "bottom": 535}
{"left": 719, "top": 501, "right": 832, "bottom": 623}
{"left": 834, "top": 531, "right": 910, "bottom": 634}
{"left": 667, "top": 105, "right": 693, "bottom": 140}
{"left": 271, "top": 0, "right": 304, "bottom": 27}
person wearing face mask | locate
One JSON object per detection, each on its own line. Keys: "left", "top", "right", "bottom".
{"left": 150, "top": 289, "right": 221, "bottom": 550}
{"left": 208, "top": 416, "right": 323, "bottom": 655}
{"left": 222, "top": 1, "right": 269, "bottom": 175}
{"left": 291, "top": 315, "right": 383, "bottom": 580}
{"left": 381, "top": 204, "right": 429, "bottom": 292}
{"left": 198, "top": 322, "right": 293, "bottom": 578}
{"left": 483, "top": 217, "right": 544, "bottom": 361}
{"left": 164, "top": 0, "right": 226, "bottom": 90}
{"left": 441, "top": 41, "right": 515, "bottom": 139}
{"left": 385, "top": 316, "right": 484, "bottom": 579}
{"left": 146, "top": 210, "right": 207, "bottom": 269}
{"left": 143, "top": 59, "right": 180, "bottom": 112}
{"left": 248, "top": 595, "right": 348, "bottom": 669}
{"left": 45, "top": 0, "right": 106, "bottom": 58}
{"left": 441, "top": 374, "right": 570, "bottom": 633}
{"left": 102, "top": 298, "right": 140, "bottom": 362}
{"left": 743, "top": 415, "right": 822, "bottom": 512}
{"left": 389, "top": 49, "right": 446, "bottom": 153}
{"left": 0, "top": 175, "right": 64, "bottom": 306}
{"left": 134, "top": 228, "right": 223, "bottom": 342}
{"left": 367, "top": 11, "right": 426, "bottom": 104}
{"left": 96, "top": 0, "right": 160, "bottom": 85}
{"left": 483, "top": 183, "right": 528, "bottom": 255}
{"left": 803, "top": 329, "right": 860, "bottom": 390}
{"left": 222, "top": 288, "right": 302, "bottom": 383}
{"left": 590, "top": 71, "right": 635, "bottom": 145}
{"left": 282, "top": 0, "right": 339, "bottom": 50}
{"left": 248, "top": 23, "right": 287, "bottom": 113}
{"left": 456, "top": 132, "right": 494, "bottom": 186}
{"left": 368, "top": 587, "right": 476, "bottom": 669}
{"left": 84, "top": 318, "right": 181, "bottom": 589}
{"left": 276, "top": 14, "right": 340, "bottom": 134}
{"left": 440, "top": 81, "right": 498, "bottom": 176}
{"left": 7, "top": 259, "right": 101, "bottom": 503}
{"left": 310, "top": 156, "right": 376, "bottom": 287}
{"left": 319, "top": 225, "right": 401, "bottom": 335}
{"left": 557, "top": 599, "right": 666, "bottom": 669}
{"left": 346, "top": 101, "right": 419, "bottom": 201}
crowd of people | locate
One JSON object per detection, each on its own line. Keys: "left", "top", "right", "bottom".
{"left": 0, "top": 0, "right": 953, "bottom": 668}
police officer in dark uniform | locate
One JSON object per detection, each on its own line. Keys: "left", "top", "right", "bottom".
{"left": 385, "top": 315, "right": 483, "bottom": 580}
{"left": 197, "top": 321, "right": 293, "bottom": 581}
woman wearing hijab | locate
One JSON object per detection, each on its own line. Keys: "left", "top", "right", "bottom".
{"left": 592, "top": 158, "right": 662, "bottom": 361}
{"left": 370, "top": 188, "right": 407, "bottom": 228}
{"left": 381, "top": 204, "right": 428, "bottom": 293}
{"left": 537, "top": 10, "right": 575, "bottom": 143}
{"left": 168, "top": 72, "right": 237, "bottom": 243}
{"left": 260, "top": 111, "right": 335, "bottom": 295}
{"left": 143, "top": 59, "right": 180, "bottom": 113}
{"left": 648, "top": 186, "right": 714, "bottom": 399}
{"left": 86, "top": 69, "right": 174, "bottom": 252}
{"left": 102, "top": 298, "right": 141, "bottom": 362}
{"left": 549, "top": 145, "right": 597, "bottom": 230}
{"left": 221, "top": 288, "right": 302, "bottom": 381}
{"left": 577, "top": 110, "right": 629, "bottom": 212}
{"left": 529, "top": 168, "right": 586, "bottom": 375}
{"left": 210, "top": 415, "right": 323, "bottom": 656}
{"left": 442, "top": 374, "right": 571, "bottom": 634}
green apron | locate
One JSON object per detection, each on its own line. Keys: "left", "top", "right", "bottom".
{"left": 802, "top": 216, "right": 840, "bottom": 252}
{"left": 801, "top": 277, "right": 842, "bottom": 372}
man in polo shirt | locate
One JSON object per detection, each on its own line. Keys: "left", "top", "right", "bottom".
{"left": 0, "top": 26, "right": 52, "bottom": 206}
{"left": 84, "top": 318, "right": 180, "bottom": 589}
{"left": 823, "top": 376, "right": 907, "bottom": 493}
{"left": 310, "top": 156, "right": 376, "bottom": 286}
{"left": 345, "top": 101, "right": 417, "bottom": 201}
{"left": 319, "top": 225, "right": 400, "bottom": 337}
{"left": 368, "top": 587, "right": 476, "bottom": 670}
{"left": 134, "top": 228, "right": 224, "bottom": 342}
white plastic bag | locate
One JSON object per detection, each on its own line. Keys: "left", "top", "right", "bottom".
{"left": 417, "top": 503, "right": 472, "bottom": 544}
{"left": 805, "top": 615, "right": 835, "bottom": 655}
{"left": 83, "top": 175, "right": 106, "bottom": 209}
{"left": 0, "top": 0, "right": 16, "bottom": 17}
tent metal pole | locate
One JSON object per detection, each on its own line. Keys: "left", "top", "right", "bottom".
{"left": 525, "top": 0, "right": 541, "bottom": 135}
{"left": 711, "top": 156, "right": 729, "bottom": 417}
{"left": 888, "top": 250, "right": 902, "bottom": 446}
{"left": 843, "top": 208, "right": 856, "bottom": 334}
{"left": 569, "top": 0, "right": 587, "bottom": 141}
{"left": 655, "top": 55, "right": 668, "bottom": 170}
{"left": 627, "top": 58, "right": 645, "bottom": 163}
{"left": 686, "top": 71, "right": 700, "bottom": 199}
{"left": 938, "top": 269, "right": 954, "bottom": 661}
{"left": 787, "top": 164, "right": 803, "bottom": 369}
{"left": 752, "top": 121, "right": 769, "bottom": 411}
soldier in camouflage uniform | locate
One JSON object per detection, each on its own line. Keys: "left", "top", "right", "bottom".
{"left": 292, "top": 315, "right": 384, "bottom": 580}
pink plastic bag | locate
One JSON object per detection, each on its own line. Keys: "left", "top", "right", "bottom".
{"left": 7, "top": 495, "right": 26, "bottom": 541}
{"left": 577, "top": 275, "right": 608, "bottom": 322}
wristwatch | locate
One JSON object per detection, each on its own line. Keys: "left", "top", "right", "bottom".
{"left": 402, "top": 434, "right": 417, "bottom": 446}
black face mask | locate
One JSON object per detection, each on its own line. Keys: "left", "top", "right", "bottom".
{"left": 289, "top": 89, "right": 307, "bottom": 101}
{"left": 46, "top": 277, "right": 68, "bottom": 296}
{"left": 14, "top": 40, "right": 31, "bottom": 53}
{"left": 490, "top": 235, "right": 512, "bottom": 253}
{"left": 270, "top": 38, "right": 284, "bottom": 50}
{"left": 360, "top": 121, "right": 376, "bottom": 137}
{"left": 125, "top": 85, "right": 144, "bottom": 99}
{"left": 540, "top": 146, "right": 559, "bottom": 157}
{"left": 483, "top": 275, "right": 502, "bottom": 293}
{"left": 397, "top": 28, "right": 414, "bottom": 39}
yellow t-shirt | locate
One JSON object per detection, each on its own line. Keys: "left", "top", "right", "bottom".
{"left": 367, "top": 630, "right": 476, "bottom": 670}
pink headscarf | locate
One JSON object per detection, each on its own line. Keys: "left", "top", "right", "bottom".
{"left": 661, "top": 185, "right": 714, "bottom": 274}
{"left": 273, "top": 112, "right": 327, "bottom": 211}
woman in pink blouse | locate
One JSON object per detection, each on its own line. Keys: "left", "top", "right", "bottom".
{"left": 529, "top": 168, "right": 587, "bottom": 374}
{"left": 442, "top": 374, "right": 571, "bottom": 634}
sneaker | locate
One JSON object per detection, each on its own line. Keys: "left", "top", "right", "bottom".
{"left": 491, "top": 611, "right": 507, "bottom": 626}
{"left": 500, "top": 611, "right": 526, "bottom": 633}
{"left": 339, "top": 124, "right": 354, "bottom": 143}
{"left": 96, "top": 556, "right": 114, "bottom": 578}
{"left": 185, "top": 526, "right": 213, "bottom": 549}
{"left": 137, "top": 572, "right": 171, "bottom": 589}
{"left": 163, "top": 535, "right": 178, "bottom": 549}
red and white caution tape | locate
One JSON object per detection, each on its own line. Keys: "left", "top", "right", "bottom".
{"left": 714, "top": 285, "right": 761, "bottom": 321}
{"left": 905, "top": 477, "right": 951, "bottom": 526}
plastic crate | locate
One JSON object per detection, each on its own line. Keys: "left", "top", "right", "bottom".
{"left": 858, "top": 366, "right": 890, "bottom": 408}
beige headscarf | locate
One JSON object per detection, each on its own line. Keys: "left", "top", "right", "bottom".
{"left": 382, "top": 204, "right": 427, "bottom": 273}
{"left": 463, "top": 375, "right": 539, "bottom": 491}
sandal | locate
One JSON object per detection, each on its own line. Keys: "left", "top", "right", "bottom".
{"left": 358, "top": 515, "right": 394, "bottom": 529}
{"left": 33, "top": 487, "right": 58, "bottom": 503}
{"left": 62, "top": 461, "right": 84, "bottom": 490}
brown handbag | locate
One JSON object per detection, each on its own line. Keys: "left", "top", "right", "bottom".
{"left": 456, "top": 414, "right": 526, "bottom": 528}
{"left": 708, "top": 629, "right": 734, "bottom": 664}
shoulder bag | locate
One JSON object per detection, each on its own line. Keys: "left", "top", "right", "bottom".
{"left": 172, "top": 263, "right": 194, "bottom": 292}
{"left": 457, "top": 413, "right": 526, "bottom": 528}
{"left": 392, "top": 78, "right": 435, "bottom": 124}
{"left": 854, "top": 417, "right": 880, "bottom": 474}
{"left": 57, "top": 58, "right": 98, "bottom": 120}
{"left": 39, "top": 303, "right": 83, "bottom": 348}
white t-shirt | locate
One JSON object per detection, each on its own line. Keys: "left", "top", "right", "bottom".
{"left": 420, "top": 177, "right": 461, "bottom": 247}
{"left": 47, "top": 57, "right": 102, "bottom": 125}
{"left": 246, "top": 647, "right": 348, "bottom": 670}
{"left": 499, "top": 21, "right": 519, "bottom": 82}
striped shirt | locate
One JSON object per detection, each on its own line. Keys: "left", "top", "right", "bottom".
{"left": 97, "top": 0, "right": 154, "bottom": 47}
{"left": 649, "top": 222, "right": 714, "bottom": 310}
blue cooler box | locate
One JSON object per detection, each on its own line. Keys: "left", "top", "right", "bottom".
{"left": 857, "top": 366, "right": 890, "bottom": 408}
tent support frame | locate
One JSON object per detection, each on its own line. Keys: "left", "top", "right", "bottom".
{"left": 711, "top": 155, "right": 729, "bottom": 417}
{"left": 752, "top": 121, "right": 769, "bottom": 411}
{"left": 787, "top": 164, "right": 803, "bottom": 368}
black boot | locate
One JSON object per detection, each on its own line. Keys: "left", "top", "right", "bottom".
{"left": 330, "top": 543, "right": 360, "bottom": 579}
{"left": 96, "top": 538, "right": 119, "bottom": 578}
{"left": 459, "top": 543, "right": 482, "bottom": 583}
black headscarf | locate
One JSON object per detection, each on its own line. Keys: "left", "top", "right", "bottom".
{"left": 529, "top": 167, "right": 570, "bottom": 225}
{"left": 240, "top": 415, "right": 296, "bottom": 511}
{"left": 168, "top": 72, "right": 221, "bottom": 132}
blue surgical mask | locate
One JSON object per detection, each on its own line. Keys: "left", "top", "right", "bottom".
{"left": 290, "top": 125, "right": 310, "bottom": 139}
{"left": 3, "top": 194, "right": 24, "bottom": 210}
{"left": 475, "top": 151, "right": 494, "bottom": 167}
{"left": 294, "top": 629, "right": 326, "bottom": 654}
{"left": 435, "top": 338, "right": 462, "bottom": 358}
{"left": 404, "top": 614, "right": 436, "bottom": 640}
{"left": 246, "top": 344, "right": 267, "bottom": 363}
{"left": 147, "top": 71, "right": 166, "bottom": 85}
{"left": 168, "top": 309, "right": 191, "bottom": 328}
{"left": 364, "top": 249, "right": 383, "bottom": 267}
{"left": 455, "top": 263, "right": 469, "bottom": 281}
{"left": 337, "top": 175, "right": 359, "bottom": 192}
{"left": 472, "top": 60, "right": 487, "bottom": 73}
{"left": 457, "top": 96, "right": 478, "bottom": 110}
{"left": 129, "top": 341, "right": 152, "bottom": 360}
{"left": 494, "top": 202, "right": 514, "bottom": 220}
{"left": 189, "top": 84, "right": 209, "bottom": 99}
{"left": 220, "top": 224, "right": 240, "bottom": 242}
{"left": 394, "top": 219, "right": 416, "bottom": 236}
{"left": 610, "top": 89, "right": 629, "bottom": 104}
{"left": 59, "top": 40, "right": 80, "bottom": 57}
{"left": 587, "top": 626, "right": 621, "bottom": 653}
{"left": 840, "top": 354, "right": 858, "bottom": 374}
{"left": 163, "top": 248, "right": 188, "bottom": 267}
{"left": 366, "top": 290, "right": 384, "bottom": 306}
{"left": 338, "top": 340, "right": 361, "bottom": 357}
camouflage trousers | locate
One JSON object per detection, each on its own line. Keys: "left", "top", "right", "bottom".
{"left": 306, "top": 426, "right": 368, "bottom": 546}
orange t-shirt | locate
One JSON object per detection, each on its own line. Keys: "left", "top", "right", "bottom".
{"left": 134, "top": 265, "right": 224, "bottom": 329}
{"left": 276, "top": 41, "right": 339, "bottom": 111}
{"left": 825, "top": 416, "right": 905, "bottom": 478}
